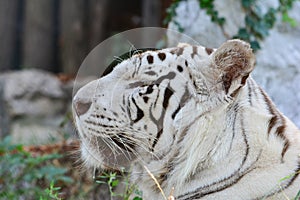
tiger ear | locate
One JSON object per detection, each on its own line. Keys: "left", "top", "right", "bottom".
{"left": 211, "top": 39, "right": 255, "bottom": 96}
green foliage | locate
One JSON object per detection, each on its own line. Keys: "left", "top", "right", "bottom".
{"left": 164, "top": 0, "right": 298, "bottom": 51}
{"left": 0, "top": 136, "right": 72, "bottom": 199}
{"left": 164, "top": 0, "right": 185, "bottom": 32}
{"left": 234, "top": 1, "right": 278, "bottom": 51}
{"left": 294, "top": 190, "right": 300, "bottom": 200}
{"left": 199, "top": 0, "right": 225, "bottom": 26}
{"left": 95, "top": 171, "right": 143, "bottom": 200}
{"left": 40, "top": 181, "right": 62, "bottom": 200}
{"left": 278, "top": 0, "right": 298, "bottom": 27}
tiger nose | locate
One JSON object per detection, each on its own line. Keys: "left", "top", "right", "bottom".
{"left": 73, "top": 80, "right": 98, "bottom": 117}
{"left": 73, "top": 98, "right": 92, "bottom": 116}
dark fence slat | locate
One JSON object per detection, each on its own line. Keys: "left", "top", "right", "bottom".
{"left": 0, "top": 0, "right": 20, "bottom": 71}
{"left": 60, "top": 0, "right": 88, "bottom": 75}
{"left": 21, "top": 0, "right": 57, "bottom": 71}
{"left": 142, "top": 0, "right": 161, "bottom": 27}
{"left": 87, "top": 0, "right": 109, "bottom": 50}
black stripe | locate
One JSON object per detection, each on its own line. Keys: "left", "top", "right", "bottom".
{"left": 179, "top": 152, "right": 261, "bottom": 200}
{"left": 241, "top": 74, "right": 249, "bottom": 85}
{"left": 259, "top": 87, "right": 289, "bottom": 160}
{"left": 147, "top": 55, "right": 154, "bottom": 64}
{"left": 177, "top": 113, "right": 251, "bottom": 200}
{"left": 283, "top": 162, "right": 300, "bottom": 191}
{"left": 229, "top": 74, "right": 249, "bottom": 97}
{"left": 171, "top": 85, "right": 190, "bottom": 119}
{"left": 205, "top": 47, "right": 214, "bottom": 55}
{"left": 177, "top": 47, "right": 184, "bottom": 56}
{"left": 171, "top": 47, "right": 184, "bottom": 56}
{"left": 156, "top": 149, "right": 180, "bottom": 186}
{"left": 131, "top": 97, "right": 144, "bottom": 123}
{"left": 145, "top": 71, "right": 157, "bottom": 76}
{"left": 256, "top": 161, "right": 300, "bottom": 199}
{"left": 158, "top": 52, "right": 166, "bottom": 61}
{"left": 162, "top": 87, "right": 174, "bottom": 109}
{"left": 151, "top": 86, "right": 174, "bottom": 151}
{"left": 249, "top": 79, "right": 259, "bottom": 100}
{"left": 191, "top": 46, "right": 197, "bottom": 58}
{"left": 247, "top": 79, "right": 253, "bottom": 106}
{"left": 148, "top": 72, "right": 176, "bottom": 151}
{"left": 102, "top": 48, "right": 157, "bottom": 77}
{"left": 259, "top": 87, "right": 279, "bottom": 134}
{"left": 154, "top": 72, "right": 176, "bottom": 85}
{"left": 227, "top": 104, "right": 238, "bottom": 153}
{"left": 145, "top": 85, "right": 154, "bottom": 94}
{"left": 171, "top": 105, "right": 181, "bottom": 119}
{"left": 151, "top": 128, "right": 163, "bottom": 151}
{"left": 85, "top": 120, "right": 114, "bottom": 128}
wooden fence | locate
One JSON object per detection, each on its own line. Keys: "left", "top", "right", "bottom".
{"left": 0, "top": 0, "right": 169, "bottom": 75}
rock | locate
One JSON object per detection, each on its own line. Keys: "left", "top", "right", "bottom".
{"left": 168, "top": 0, "right": 300, "bottom": 127}
{"left": 0, "top": 79, "right": 10, "bottom": 137}
{"left": 10, "top": 117, "right": 64, "bottom": 145}
{"left": 0, "top": 69, "right": 96, "bottom": 144}
{"left": 0, "top": 69, "right": 75, "bottom": 143}
{"left": 0, "top": 69, "right": 66, "bottom": 117}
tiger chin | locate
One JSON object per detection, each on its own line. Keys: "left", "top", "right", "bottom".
{"left": 73, "top": 39, "right": 300, "bottom": 199}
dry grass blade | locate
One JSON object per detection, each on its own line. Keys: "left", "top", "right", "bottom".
{"left": 144, "top": 165, "right": 168, "bottom": 200}
{"left": 168, "top": 187, "right": 175, "bottom": 200}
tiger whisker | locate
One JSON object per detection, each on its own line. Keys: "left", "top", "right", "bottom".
{"left": 111, "top": 133, "right": 134, "bottom": 161}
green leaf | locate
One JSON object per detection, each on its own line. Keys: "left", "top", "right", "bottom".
{"left": 236, "top": 28, "right": 250, "bottom": 40}
{"left": 95, "top": 180, "right": 107, "bottom": 184}
{"left": 264, "top": 8, "right": 276, "bottom": 26}
{"left": 282, "top": 12, "right": 297, "bottom": 27}
{"left": 250, "top": 40, "right": 260, "bottom": 51}
{"left": 245, "top": 15, "right": 256, "bottom": 27}
{"left": 242, "top": 0, "right": 256, "bottom": 8}
{"left": 133, "top": 197, "right": 143, "bottom": 200}
{"left": 294, "top": 190, "right": 300, "bottom": 200}
{"left": 111, "top": 179, "right": 119, "bottom": 187}
{"left": 253, "top": 22, "right": 269, "bottom": 38}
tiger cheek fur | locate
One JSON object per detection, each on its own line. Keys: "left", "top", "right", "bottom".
{"left": 73, "top": 39, "right": 300, "bottom": 199}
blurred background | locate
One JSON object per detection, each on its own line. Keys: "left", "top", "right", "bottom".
{"left": 0, "top": 0, "right": 299, "bottom": 199}
{"left": 0, "top": 0, "right": 171, "bottom": 74}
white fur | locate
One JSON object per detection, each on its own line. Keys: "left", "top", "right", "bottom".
{"left": 73, "top": 40, "right": 300, "bottom": 200}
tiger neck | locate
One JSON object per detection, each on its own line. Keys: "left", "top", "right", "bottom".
{"left": 131, "top": 98, "right": 235, "bottom": 196}
{"left": 133, "top": 81, "right": 264, "bottom": 196}
{"left": 160, "top": 84, "right": 259, "bottom": 194}
{"left": 163, "top": 80, "right": 265, "bottom": 196}
{"left": 169, "top": 104, "right": 233, "bottom": 184}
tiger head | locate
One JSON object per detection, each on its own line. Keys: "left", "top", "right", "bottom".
{"left": 73, "top": 39, "right": 255, "bottom": 174}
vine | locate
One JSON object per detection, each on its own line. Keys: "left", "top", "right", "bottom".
{"left": 164, "top": 0, "right": 298, "bottom": 51}
{"left": 163, "top": 0, "right": 185, "bottom": 32}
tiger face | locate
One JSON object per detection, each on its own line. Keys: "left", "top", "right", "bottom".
{"left": 73, "top": 39, "right": 300, "bottom": 199}
{"left": 73, "top": 40, "right": 253, "bottom": 170}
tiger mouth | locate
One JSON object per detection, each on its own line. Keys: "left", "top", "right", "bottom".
{"left": 81, "top": 134, "right": 136, "bottom": 170}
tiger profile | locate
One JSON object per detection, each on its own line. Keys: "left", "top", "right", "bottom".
{"left": 73, "top": 39, "right": 300, "bottom": 199}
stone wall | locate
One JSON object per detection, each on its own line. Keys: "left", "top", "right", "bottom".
{"left": 0, "top": 69, "right": 94, "bottom": 144}
{"left": 168, "top": 0, "right": 300, "bottom": 127}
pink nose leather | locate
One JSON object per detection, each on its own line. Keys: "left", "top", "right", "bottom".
{"left": 74, "top": 100, "right": 92, "bottom": 116}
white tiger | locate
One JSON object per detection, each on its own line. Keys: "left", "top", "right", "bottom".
{"left": 73, "top": 39, "right": 300, "bottom": 199}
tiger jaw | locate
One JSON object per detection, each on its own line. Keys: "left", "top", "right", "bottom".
{"left": 80, "top": 136, "right": 135, "bottom": 171}
{"left": 73, "top": 99, "right": 137, "bottom": 170}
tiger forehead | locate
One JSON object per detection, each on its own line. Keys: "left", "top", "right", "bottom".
{"left": 139, "top": 44, "right": 213, "bottom": 65}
